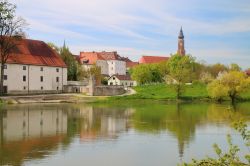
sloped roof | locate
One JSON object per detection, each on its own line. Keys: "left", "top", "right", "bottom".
{"left": 79, "top": 51, "right": 130, "bottom": 65}
{"left": 139, "top": 56, "right": 169, "bottom": 64}
{"left": 79, "top": 52, "right": 105, "bottom": 65}
{"left": 6, "top": 38, "right": 66, "bottom": 67}
{"left": 109, "top": 74, "right": 132, "bottom": 81}
{"left": 126, "top": 62, "right": 139, "bottom": 68}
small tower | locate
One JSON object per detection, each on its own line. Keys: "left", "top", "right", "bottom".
{"left": 177, "top": 27, "right": 185, "bottom": 56}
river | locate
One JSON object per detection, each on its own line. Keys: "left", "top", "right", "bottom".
{"left": 0, "top": 101, "right": 249, "bottom": 166}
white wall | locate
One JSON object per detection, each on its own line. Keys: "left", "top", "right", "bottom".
{"left": 2, "top": 109, "right": 67, "bottom": 141}
{"left": 108, "top": 76, "right": 137, "bottom": 87}
{"left": 107, "top": 60, "right": 126, "bottom": 76}
{"left": 96, "top": 60, "right": 108, "bottom": 75}
{"left": 1, "top": 63, "right": 67, "bottom": 94}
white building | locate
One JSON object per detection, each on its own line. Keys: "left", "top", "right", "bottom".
{"left": 108, "top": 74, "right": 137, "bottom": 87}
{"left": 79, "top": 51, "right": 126, "bottom": 77}
{"left": 1, "top": 39, "right": 67, "bottom": 94}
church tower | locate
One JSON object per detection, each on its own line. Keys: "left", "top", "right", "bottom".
{"left": 177, "top": 27, "right": 185, "bottom": 56}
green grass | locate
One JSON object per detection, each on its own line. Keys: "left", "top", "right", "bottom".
{"left": 110, "top": 83, "right": 209, "bottom": 101}
{"left": 93, "top": 83, "right": 250, "bottom": 102}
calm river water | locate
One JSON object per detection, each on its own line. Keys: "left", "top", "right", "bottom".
{"left": 0, "top": 101, "right": 250, "bottom": 166}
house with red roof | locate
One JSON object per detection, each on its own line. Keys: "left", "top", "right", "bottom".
{"left": 79, "top": 51, "right": 127, "bottom": 76}
{"left": 107, "top": 74, "right": 137, "bottom": 87}
{"left": 1, "top": 38, "right": 67, "bottom": 94}
{"left": 139, "top": 56, "right": 169, "bottom": 64}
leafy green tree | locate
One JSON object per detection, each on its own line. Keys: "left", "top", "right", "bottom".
{"left": 166, "top": 54, "right": 195, "bottom": 99}
{"left": 181, "top": 121, "right": 250, "bottom": 166}
{"left": 48, "top": 42, "right": 87, "bottom": 81}
{"left": 89, "top": 64, "right": 102, "bottom": 86}
{"left": 60, "top": 44, "right": 78, "bottom": 81}
{"left": 229, "top": 63, "right": 241, "bottom": 71}
{"left": 0, "top": 0, "right": 26, "bottom": 95}
{"left": 207, "top": 80, "right": 228, "bottom": 102}
{"left": 208, "top": 63, "right": 228, "bottom": 78}
{"left": 208, "top": 71, "right": 250, "bottom": 103}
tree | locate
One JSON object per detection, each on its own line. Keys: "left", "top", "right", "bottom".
{"left": 48, "top": 42, "right": 87, "bottom": 81}
{"left": 89, "top": 64, "right": 101, "bottom": 86}
{"left": 0, "top": 0, "right": 26, "bottom": 95}
{"left": 59, "top": 44, "right": 78, "bottom": 81}
{"left": 208, "top": 71, "right": 250, "bottom": 103}
{"left": 131, "top": 63, "right": 166, "bottom": 85}
{"left": 229, "top": 63, "right": 241, "bottom": 71}
{"left": 208, "top": 63, "right": 228, "bottom": 78}
{"left": 207, "top": 80, "right": 228, "bottom": 102}
{"left": 166, "top": 54, "right": 195, "bottom": 99}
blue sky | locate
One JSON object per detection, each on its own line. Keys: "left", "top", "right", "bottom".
{"left": 12, "top": 0, "right": 250, "bottom": 68}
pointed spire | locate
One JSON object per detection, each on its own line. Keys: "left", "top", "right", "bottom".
{"left": 178, "top": 26, "right": 184, "bottom": 39}
{"left": 63, "top": 40, "right": 66, "bottom": 48}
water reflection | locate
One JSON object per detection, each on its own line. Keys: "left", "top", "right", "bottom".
{"left": 0, "top": 102, "right": 249, "bottom": 166}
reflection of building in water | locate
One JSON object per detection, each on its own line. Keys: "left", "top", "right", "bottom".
{"left": 2, "top": 108, "right": 67, "bottom": 142}
{"left": 0, "top": 105, "right": 69, "bottom": 166}
{"left": 79, "top": 106, "right": 135, "bottom": 141}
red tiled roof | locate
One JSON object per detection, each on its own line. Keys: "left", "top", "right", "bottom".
{"left": 109, "top": 74, "right": 132, "bottom": 81}
{"left": 79, "top": 52, "right": 105, "bottom": 65}
{"left": 79, "top": 51, "right": 129, "bottom": 65}
{"left": 126, "top": 62, "right": 139, "bottom": 68}
{"left": 6, "top": 38, "right": 66, "bottom": 67}
{"left": 139, "top": 56, "right": 169, "bottom": 64}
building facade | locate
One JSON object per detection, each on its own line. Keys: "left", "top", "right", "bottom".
{"left": 1, "top": 39, "right": 67, "bottom": 94}
{"left": 107, "top": 75, "right": 137, "bottom": 87}
{"left": 79, "top": 51, "right": 126, "bottom": 76}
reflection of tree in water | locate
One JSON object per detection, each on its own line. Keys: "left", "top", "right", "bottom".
{"left": 0, "top": 102, "right": 250, "bottom": 165}
{"left": 131, "top": 102, "right": 250, "bottom": 159}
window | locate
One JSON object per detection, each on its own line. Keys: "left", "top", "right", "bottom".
{"left": 41, "top": 86, "right": 43, "bottom": 90}
{"left": 23, "top": 86, "right": 26, "bottom": 90}
{"left": 4, "top": 65, "right": 7, "bottom": 69}
{"left": 113, "top": 77, "right": 115, "bottom": 80}
{"left": 23, "top": 76, "right": 26, "bottom": 82}
{"left": 57, "top": 87, "right": 59, "bottom": 90}
{"left": 40, "top": 67, "right": 43, "bottom": 71}
{"left": 40, "top": 76, "right": 43, "bottom": 82}
{"left": 23, "top": 66, "right": 26, "bottom": 70}
{"left": 56, "top": 68, "right": 59, "bottom": 72}
{"left": 125, "top": 82, "right": 127, "bottom": 85}
{"left": 3, "top": 75, "right": 7, "bottom": 80}
{"left": 56, "top": 77, "right": 59, "bottom": 82}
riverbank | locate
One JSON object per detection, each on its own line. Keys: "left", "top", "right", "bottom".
{"left": 0, "top": 93, "right": 108, "bottom": 104}
{"left": 100, "top": 83, "right": 250, "bottom": 102}
{"left": 1, "top": 83, "right": 250, "bottom": 104}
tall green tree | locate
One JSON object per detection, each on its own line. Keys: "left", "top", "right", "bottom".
{"left": 0, "top": 0, "right": 26, "bottom": 95}
{"left": 166, "top": 54, "right": 195, "bottom": 99}
{"left": 48, "top": 42, "right": 87, "bottom": 81}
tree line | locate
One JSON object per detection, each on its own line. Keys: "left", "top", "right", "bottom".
{"left": 130, "top": 54, "right": 250, "bottom": 103}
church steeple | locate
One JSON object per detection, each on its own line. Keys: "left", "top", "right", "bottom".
{"left": 177, "top": 27, "right": 185, "bottom": 56}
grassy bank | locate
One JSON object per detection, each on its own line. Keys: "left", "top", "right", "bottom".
{"left": 102, "top": 83, "right": 250, "bottom": 102}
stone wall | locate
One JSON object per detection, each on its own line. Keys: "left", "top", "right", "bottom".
{"left": 93, "top": 86, "right": 125, "bottom": 96}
